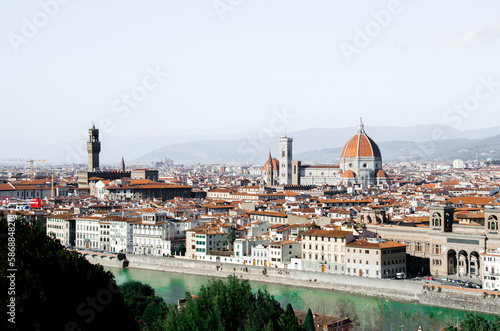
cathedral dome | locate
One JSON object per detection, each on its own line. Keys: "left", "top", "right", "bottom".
{"left": 340, "top": 119, "right": 381, "bottom": 158}
{"left": 264, "top": 158, "right": 279, "bottom": 171}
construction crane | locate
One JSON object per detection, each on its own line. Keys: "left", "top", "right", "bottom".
{"left": 0, "top": 158, "right": 47, "bottom": 180}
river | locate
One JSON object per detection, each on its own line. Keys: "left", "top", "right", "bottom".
{"left": 104, "top": 266, "right": 494, "bottom": 330}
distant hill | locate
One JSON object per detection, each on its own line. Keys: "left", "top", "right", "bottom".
{"left": 135, "top": 124, "right": 500, "bottom": 164}
{"left": 296, "top": 135, "right": 500, "bottom": 163}
{"left": 16, "top": 124, "right": 498, "bottom": 164}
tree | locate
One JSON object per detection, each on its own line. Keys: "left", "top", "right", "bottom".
{"left": 279, "top": 303, "right": 300, "bottom": 331}
{"left": 227, "top": 228, "right": 236, "bottom": 250}
{"left": 445, "top": 313, "right": 500, "bottom": 331}
{"left": 141, "top": 296, "right": 169, "bottom": 327}
{"left": 120, "top": 281, "right": 156, "bottom": 317}
{"left": 335, "top": 297, "right": 358, "bottom": 323}
{"left": 0, "top": 216, "right": 137, "bottom": 331}
{"left": 119, "top": 281, "right": 169, "bottom": 328}
{"left": 159, "top": 275, "right": 303, "bottom": 331}
{"left": 303, "top": 308, "right": 315, "bottom": 331}
{"left": 176, "top": 244, "right": 186, "bottom": 256}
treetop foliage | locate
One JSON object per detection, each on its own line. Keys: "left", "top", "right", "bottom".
{"left": 444, "top": 313, "right": 500, "bottom": 331}
{"left": 157, "top": 275, "right": 303, "bottom": 331}
{"left": 0, "top": 216, "right": 137, "bottom": 331}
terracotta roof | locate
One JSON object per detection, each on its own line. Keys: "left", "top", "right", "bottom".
{"left": 447, "top": 197, "right": 496, "bottom": 205}
{"left": 263, "top": 158, "right": 279, "bottom": 171}
{"left": 0, "top": 183, "right": 15, "bottom": 191}
{"left": 248, "top": 210, "right": 288, "bottom": 218}
{"left": 270, "top": 240, "right": 297, "bottom": 246}
{"left": 347, "top": 239, "right": 407, "bottom": 249}
{"left": 377, "top": 170, "right": 388, "bottom": 178}
{"left": 340, "top": 131, "right": 381, "bottom": 158}
{"left": 209, "top": 188, "right": 232, "bottom": 193}
{"left": 301, "top": 229, "right": 352, "bottom": 238}
{"left": 341, "top": 170, "right": 356, "bottom": 178}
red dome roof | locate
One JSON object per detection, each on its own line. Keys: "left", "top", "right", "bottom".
{"left": 264, "top": 158, "right": 279, "bottom": 171}
{"left": 341, "top": 170, "right": 356, "bottom": 178}
{"left": 376, "top": 170, "right": 388, "bottom": 178}
{"left": 340, "top": 120, "right": 381, "bottom": 158}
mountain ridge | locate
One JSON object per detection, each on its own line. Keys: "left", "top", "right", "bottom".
{"left": 136, "top": 125, "right": 500, "bottom": 164}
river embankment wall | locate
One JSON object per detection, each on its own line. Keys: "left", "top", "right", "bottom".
{"left": 120, "top": 254, "right": 500, "bottom": 315}
{"left": 81, "top": 252, "right": 127, "bottom": 268}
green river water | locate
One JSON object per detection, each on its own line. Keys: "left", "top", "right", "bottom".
{"left": 104, "top": 266, "right": 495, "bottom": 330}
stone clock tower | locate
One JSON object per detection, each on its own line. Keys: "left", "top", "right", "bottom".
{"left": 87, "top": 123, "right": 101, "bottom": 172}
{"left": 279, "top": 136, "right": 292, "bottom": 185}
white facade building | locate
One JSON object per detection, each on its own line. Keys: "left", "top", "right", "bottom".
{"left": 193, "top": 230, "right": 229, "bottom": 260}
{"left": 453, "top": 159, "right": 466, "bottom": 169}
{"left": 234, "top": 238, "right": 270, "bottom": 259}
{"left": 251, "top": 244, "right": 269, "bottom": 267}
{"left": 46, "top": 214, "right": 75, "bottom": 247}
{"left": 268, "top": 240, "right": 301, "bottom": 268}
{"left": 99, "top": 220, "right": 110, "bottom": 251}
{"left": 346, "top": 238, "right": 407, "bottom": 278}
{"left": 75, "top": 216, "right": 102, "bottom": 250}
{"left": 482, "top": 252, "right": 500, "bottom": 291}
{"left": 133, "top": 212, "right": 172, "bottom": 256}
{"left": 108, "top": 216, "right": 139, "bottom": 253}
{"left": 301, "top": 229, "right": 354, "bottom": 274}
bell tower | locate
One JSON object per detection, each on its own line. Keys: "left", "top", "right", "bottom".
{"left": 279, "top": 136, "right": 293, "bottom": 185}
{"left": 87, "top": 122, "right": 101, "bottom": 172}
{"left": 429, "top": 206, "right": 454, "bottom": 233}
{"left": 265, "top": 151, "right": 275, "bottom": 186}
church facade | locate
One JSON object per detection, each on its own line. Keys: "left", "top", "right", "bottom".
{"left": 263, "top": 119, "right": 390, "bottom": 187}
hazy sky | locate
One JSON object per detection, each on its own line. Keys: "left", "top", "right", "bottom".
{"left": 2, "top": 0, "right": 500, "bottom": 148}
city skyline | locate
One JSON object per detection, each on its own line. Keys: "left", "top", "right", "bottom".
{"left": 3, "top": 2, "right": 500, "bottom": 327}
{"left": 1, "top": 1, "right": 500, "bottom": 162}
